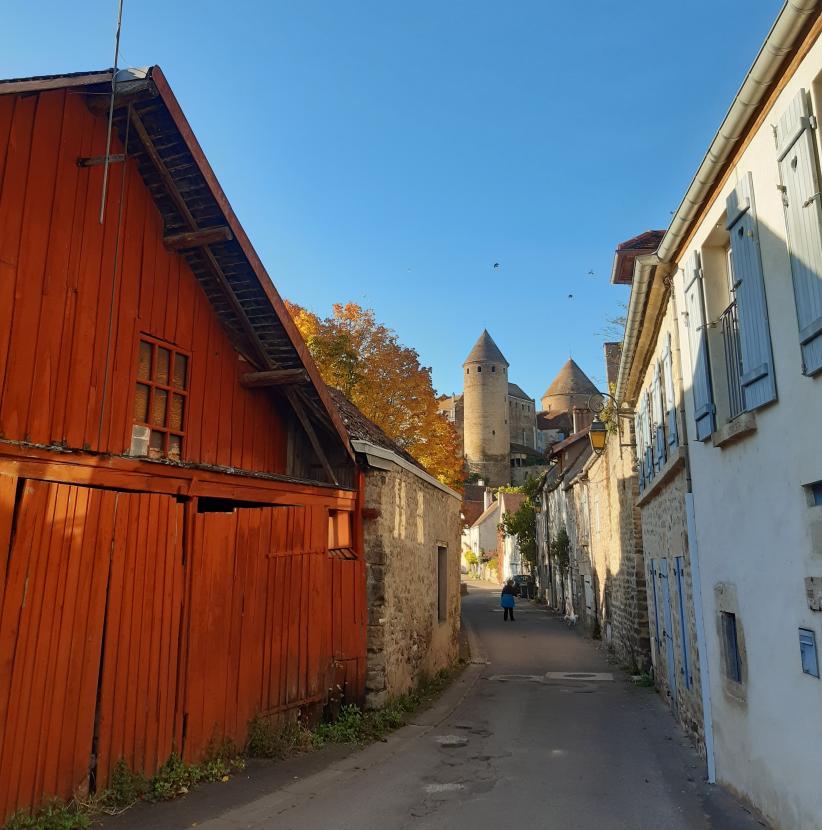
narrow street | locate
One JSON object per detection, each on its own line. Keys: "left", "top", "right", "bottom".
{"left": 111, "top": 582, "right": 766, "bottom": 830}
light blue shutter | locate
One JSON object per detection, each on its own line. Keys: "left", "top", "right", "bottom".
{"left": 644, "top": 391, "right": 654, "bottom": 480}
{"left": 663, "top": 334, "right": 678, "bottom": 447}
{"left": 635, "top": 410, "right": 645, "bottom": 492}
{"left": 652, "top": 363, "right": 665, "bottom": 469}
{"left": 775, "top": 89, "right": 822, "bottom": 376}
{"left": 726, "top": 173, "right": 777, "bottom": 409}
{"left": 684, "top": 250, "right": 716, "bottom": 440}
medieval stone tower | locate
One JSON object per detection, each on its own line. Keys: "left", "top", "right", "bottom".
{"left": 463, "top": 330, "right": 510, "bottom": 486}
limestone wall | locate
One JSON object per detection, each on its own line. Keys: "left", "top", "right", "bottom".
{"left": 362, "top": 465, "right": 461, "bottom": 708}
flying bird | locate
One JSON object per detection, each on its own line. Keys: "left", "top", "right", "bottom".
{"left": 568, "top": 294, "right": 574, "bottom": 299}
{"left": 493, "top": 262, "right": 500, "bottom": 270}
{"left": 587, "top": 270, "right": 595, "bottom": 276}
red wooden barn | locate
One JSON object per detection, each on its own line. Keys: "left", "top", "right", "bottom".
{"left": 0, "top": 66, "right": 366, "bottom": 819}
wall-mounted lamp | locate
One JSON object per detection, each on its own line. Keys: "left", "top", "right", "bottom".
{"left": 586, "top": 392, "right": 634, "bottom": 456}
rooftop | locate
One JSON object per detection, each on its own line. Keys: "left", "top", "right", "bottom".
{"left": 464, "top": 330, "right": 509, "bottom": 367}
{"left": 542, "top": 358, "right": 599, "bottom": 401}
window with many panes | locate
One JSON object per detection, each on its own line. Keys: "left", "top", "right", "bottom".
{"left": 133, "top": 337, "right": 189, "bottom": 460}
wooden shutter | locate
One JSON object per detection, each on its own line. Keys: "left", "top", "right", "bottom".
{"left": 684, "top": 250, "right": 716, "bottom": 440}
{"left": 652, "top": 363, "right": 666, "bottom": 469}
{"left": 775, "top": 88, "right": 822, "bottom": 376}
{"left": 726, "top": 173, "right": 777, "bottom": 409}
{"left": 663, "top": 334, "right": 678, "bottom": 446}
{"left": 635, "top": 409, "right": 645, "bottom": 492}
{"left": 644, "top": 391, "right": 654, "bottom": 481}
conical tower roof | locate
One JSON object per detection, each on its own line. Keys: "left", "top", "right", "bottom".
{"left": 463, "top": 330, "right": 509, "bottom": 367}
{"left": 542, "top": 358, "right": 598, "bottom": 400}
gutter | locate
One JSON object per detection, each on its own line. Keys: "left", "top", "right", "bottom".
{"left": 658, "top": 0, "right": 818, "bottom": 264}
{"left": 615, "top": 253, "right": 660, "bottom": 405}
{"left": 617, "top": 2, "right": 818, "bottom": 404}
{"left": 350, "top": 439, "right": 461, "bottom": 500}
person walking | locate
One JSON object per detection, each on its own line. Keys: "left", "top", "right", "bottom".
{"left": 501, "top": 578, "right": 517, "bottom": 621}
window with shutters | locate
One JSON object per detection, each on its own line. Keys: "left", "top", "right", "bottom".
{"left": 132, "top": 336, "right": 189, "bottom": 460}
{"left": 775, "top": 87, "right": 822, "bottom": 376}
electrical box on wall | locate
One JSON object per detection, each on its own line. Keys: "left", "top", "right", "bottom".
{"left": 799, "top": 629, "right": 819, "bottom": 678}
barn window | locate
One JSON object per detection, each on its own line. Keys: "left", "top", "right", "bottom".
{"left": 132, "top": 337, "right": 189, "bottom": 460}
{"left": 328, "top": 509, "right": 356, "bottom": 558}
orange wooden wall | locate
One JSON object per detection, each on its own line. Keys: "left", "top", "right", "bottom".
{"left": 0, "top": 86, "right": 367, "bottom": 821}
{"left": 0, "top": 480, "right": 364, "bottom": 820}
{"left": 0, "top": 88, "right": 287, "bottom": 473}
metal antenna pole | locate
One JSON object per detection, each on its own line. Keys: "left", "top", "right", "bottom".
{"left": 99, "top": 0, "right": 124, "bottom": 224}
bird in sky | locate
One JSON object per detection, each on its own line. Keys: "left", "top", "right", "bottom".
{"left": 587, "top": 270, "right": 595, "bottom": 276}
{"left": 568, "top": 294, "right": 574, "bottom": 299}
{"left": 493, "top": 262, "right": 500, "bottom": 270}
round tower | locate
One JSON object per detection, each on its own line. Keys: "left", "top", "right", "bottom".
{"left": 463, "top": 330, "right": 510, "bottom": 486}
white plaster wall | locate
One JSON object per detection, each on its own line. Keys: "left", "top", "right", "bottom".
{"left": 672, "top": 37, "right": 822, "bottom": 829}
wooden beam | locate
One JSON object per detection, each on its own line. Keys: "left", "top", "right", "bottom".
{"left": 240, "top": 369, "right": 307, "bottom": 388}
{"left": 163, "top": 225, "right": 233, "bottom": 250}
{"left": 285, "top": 389, "right": 338, "bottom": 486}
{"left": 129, "top": 107, "right": 271, "bottom": 370}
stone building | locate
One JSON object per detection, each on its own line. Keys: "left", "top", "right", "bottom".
{"left": 439, "top": 333, "right": 598, "bottom": 486}
{"left": 616, "top": 6, "right": 822, "bottom": 824}
{"left": 613, "top": 229, "right": 706, "bottom": 751}
{"left": 330, "top": 390, "right": 462, "bottom": 709}
{"left": 535, "top": 346, "right": 651, "bottom": 671}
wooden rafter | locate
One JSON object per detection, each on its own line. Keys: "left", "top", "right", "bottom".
{"left": 163, "top": 226, "right": 233, "bottom": 251}
{"left": 286, "top": 389, "right": 338, "bottom": 486}
{"left": 129, "top": 107, "right": 271, "bottom": 370}
{"left": 240, "top": 369, "right": 308, "bottom": 388}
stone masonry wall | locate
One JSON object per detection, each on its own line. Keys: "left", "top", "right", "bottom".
{"left": 362, "top": 465, "right": 461, "bottom": 709}
{"left": 639, "top": 465, "right": 704, "bottom": 751}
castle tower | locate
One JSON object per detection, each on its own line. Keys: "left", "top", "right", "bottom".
{"left": 463, "top": 330, "right": 510, "bottom": 486}
{"left": 541, "top": 358, "right": 599, "bottom": 432}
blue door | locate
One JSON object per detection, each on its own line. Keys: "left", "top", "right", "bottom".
{"left": 659, "top": 559, "right": 678, "bottom": 712}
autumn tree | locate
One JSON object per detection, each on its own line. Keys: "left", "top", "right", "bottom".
{"left": 285, "top": 301, "right": 464, "bottom": 489}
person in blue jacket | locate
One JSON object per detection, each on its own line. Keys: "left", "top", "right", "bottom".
{"left": 500, "top": 578, "right": 517, "bottom": 621}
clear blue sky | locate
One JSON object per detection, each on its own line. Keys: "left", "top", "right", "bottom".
{"left": 3, "top": 1, "right": 781, "bottom": 400}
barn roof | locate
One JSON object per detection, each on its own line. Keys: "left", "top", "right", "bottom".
{"left": 0, "top": 66, "right": 352, "bottom": 462}
{"left": 464, "top": 330, "right": 509, "bottom": 367}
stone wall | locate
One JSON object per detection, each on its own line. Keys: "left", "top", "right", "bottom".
{"left": 638, "top": 463, "right": 704, "bottom": 749}
{"left": 362, "top": 465, "right": 461, "bottom": 708}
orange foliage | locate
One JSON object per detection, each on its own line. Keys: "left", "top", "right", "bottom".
{"left": 286, "top": 301, "right": 464, "bottom": 490}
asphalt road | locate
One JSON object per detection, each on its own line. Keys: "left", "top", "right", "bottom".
{"left": 107, "top": 582, "right": 767, "bottom": 829}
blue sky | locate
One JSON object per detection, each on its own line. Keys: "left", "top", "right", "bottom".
{"left": 4, "top": 1, "right": 780, "bottom": 400}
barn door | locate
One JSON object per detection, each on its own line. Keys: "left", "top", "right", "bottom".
{"left": 659, "top": 559, "right": 678, "bottom": 712}
{"left": 0, "top": 481, "right": 184, "bottom": 820}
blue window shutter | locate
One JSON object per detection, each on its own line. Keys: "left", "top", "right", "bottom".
{"left": 726, "top": 173, "right": 777, "bottom": 409}
{"left": 684, "top": 250, "right": 716, "bottom": 440}
{"left": 652, "top": 363, "right": 666, "bottom": 468}
{"left": 635, "top": 411, "right": 645, "bottom": 492}
{"left": 675, "top": 557, "right": 692, "bottom": 689}
{"left": 663, "top": 334, "right": 678, "bottom": 446}
{"left": 644, "top": 391, "right": 654, "bottom": 480}
{"left": 775, "top": 89, "right": 822, "bottom": 376}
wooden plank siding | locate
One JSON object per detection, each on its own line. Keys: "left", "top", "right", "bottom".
{"left": 0, "top": 88, "right": 288, "bottom": 473}
{"left": 0, "top": 83, "right": 366, "bottom": 821}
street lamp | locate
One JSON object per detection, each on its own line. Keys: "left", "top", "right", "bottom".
{"left": 585, "top": 392, "right": 634, "bottom": 456}
{"left": 589, "top": 419, "right": 608, "bottom": 454}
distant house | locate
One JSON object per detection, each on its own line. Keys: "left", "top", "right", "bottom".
{"left": 330, "top": 390, "right": 461, "bottom": 709}
{"left": 0, "top": 66, "right": 363, "bottom": 819}
{"left": 497, "top": 491, "right": 527, "bottom": 579}
{"left": 467, "top": 492, "right": 501, "bottom": 572}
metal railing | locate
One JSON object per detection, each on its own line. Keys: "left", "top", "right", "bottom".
{"left": 720, "top": 299, "right": 745, "bottom": 420}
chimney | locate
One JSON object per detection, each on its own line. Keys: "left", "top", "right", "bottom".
{"left": 483, "top": 488, "right": 493, "bottom": 511}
